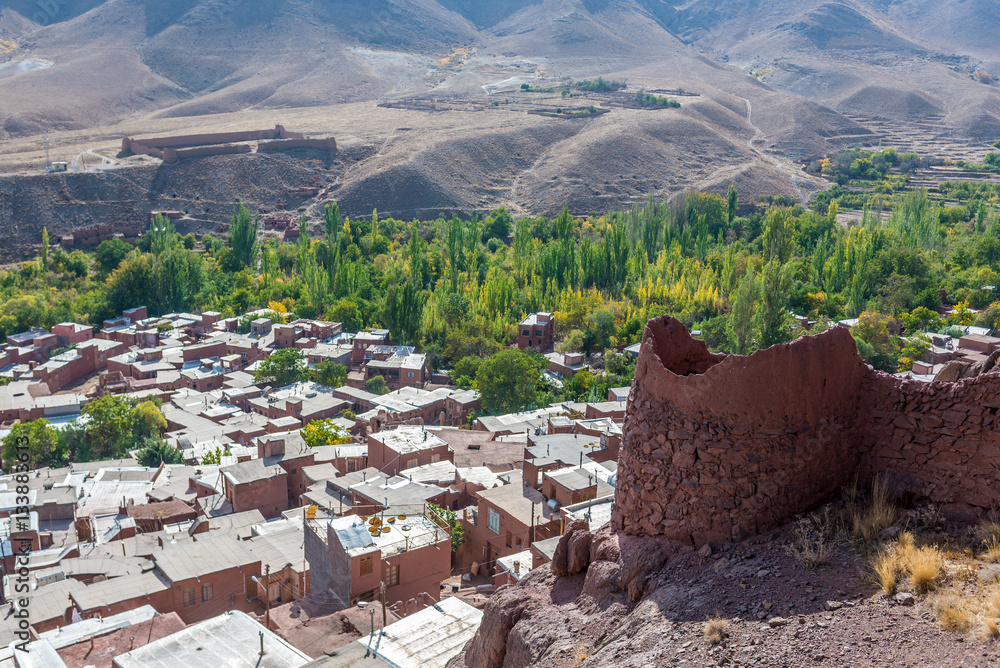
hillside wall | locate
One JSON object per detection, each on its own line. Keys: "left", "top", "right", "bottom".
{"left": 612, "top": 317, "right": 1000, "bottom": 546}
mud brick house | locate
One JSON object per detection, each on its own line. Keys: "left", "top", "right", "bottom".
{"left": 351, "top": 328, "right": 390, "bottom": 365}
{"left": 305, "top": 513, "right": 450, "bottom": 612}
{"left": 518, "top": 312, "right": 554, "bottom": 352}
{"left": 368, "top": 425, "right": 453, "bottom": 476}
{"left": 461, "top": 473, "right": 560, "bottom": 571}
{"left": 522, "top": 432, "right": 605, "bottom": 488}
{"left": 220, "top": 459, "right": 289, "bottom": 518}
{"left": 365, "top": 350, "right": 430, "bottom": 390}
{"left": 151, "top": 534, "right": 263, "bottom": 624}
{"left": 31, "top": 338, "right": 125, "bottom": 391}
{"left": 51, "top": 322, "right": 93, "bottom": 346}
{"left": 544, "top": 351, "right": 586, "bottom": 378}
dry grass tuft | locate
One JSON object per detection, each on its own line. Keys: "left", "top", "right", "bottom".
{"left": 985, "top": 618, "right": 1000, "bottom": 640}
{"left": 980, "top": 536, "right": 1000, "bottom": 564}
{"left": 907, "top": 545, "right": 944, "bottom": 594}
{"left": 935, "top": 599, "right": 972, "bottom": 632}
{"left": 703, "top": 617, "right": 730, "bottom": 645}
{"left": 988, "top": 589, "right": 1000, "bottom": 618}
{"left": 850, "top": 477, "right": 898, "bottom": 543}
{"left": 868, "top": 532, "right": 944, "bottom": 597}
{"left": 873, "top": 548, "right": 899, "bottom": 596}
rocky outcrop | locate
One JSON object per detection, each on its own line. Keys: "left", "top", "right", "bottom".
{"left": 613, "top": 316, "right": 1000, "bottom": 546}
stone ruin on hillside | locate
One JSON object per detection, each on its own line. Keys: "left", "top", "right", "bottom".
{"left": 612, "top": 316, "right": 1000, "bottom": 547}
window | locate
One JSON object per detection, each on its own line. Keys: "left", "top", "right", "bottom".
{"left": 407, "top": 371, "right": 415, "bottom": 378}
{"left": 348, "top": 461, "right": 357, "bottom": 472}
{"left": 183, "top": 588, "right": 196, "bottom": 607}
{"left": 387, "top": 564, "right": 399, "bottom": 587}
{"left": 488, "top": 508, "right": 500, "bottom": 534}
{"left": 405, "top": 458, "right": 418, "bottom": 470}
{"left": 430, "top": 454, "right": 440, "bottom": 463}
{"left": 535, "top": 329, "right": 542, "bottom": 337}
{"left": 201, "top": 583, "right": 213, "bottom": 603}
{"left": 360, "top": 555, "right": 373, "bottom": 577}
{"left": 522, "top": 329, "right": 529, "bottom": 337}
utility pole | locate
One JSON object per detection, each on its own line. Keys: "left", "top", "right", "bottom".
{"left": 380, "top": 581, "right": 387, "bottom": 630}
{"left": 264, "top": 564, "right": 271, "bottom": 629}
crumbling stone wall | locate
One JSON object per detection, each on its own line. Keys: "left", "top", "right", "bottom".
{"left": 612, "top": 316, "right": 1000, "bottom": 546}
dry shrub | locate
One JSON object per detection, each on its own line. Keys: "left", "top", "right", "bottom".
{"left": 906, "top": 545, "right": 944, "bottom": 594}
{"left": 989, "top": 589, "right": 1000, "bottom": 618}
{"left": 985, "top": 619, "right": 1000, "bottom": 640}
{"left": 873, "top": 548, "right": 899, "bottom": 595}
{"left": 851, "top": 477, "right": 898, "bottom": 543}
{"left": 785, "top": 520, "right": 831, "bottom": 569}
{"left": 703, "top": 617, "right": 730, "bottom": 645}
{"left": 868, "top": 532, "right": 943, "bottom": 596}
{"left": 980, "top": 536, "right": 1000, "bottom": 564}
{"left": 934, "top": 598, "right": 972, "bottom": 632}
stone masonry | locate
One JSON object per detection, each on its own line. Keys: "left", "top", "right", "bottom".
{"left": 612, "top": 316, "right": 1000, "bottom": 546}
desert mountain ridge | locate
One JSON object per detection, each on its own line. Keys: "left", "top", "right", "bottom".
{"left": 0, "top": 0, "right": 998, "bottom": 258}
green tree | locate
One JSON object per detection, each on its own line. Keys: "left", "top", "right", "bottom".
{"left": 366, "top": 375, "right": 389, "bottom": 395}
{"left": 728, "top": 268, "right": 758, "bottom": 355}
{"left": 429, "top": 503, "right": 466, "bottom": 552}
{"left": 201, "top": 447, "right": 223, "bottom": 465}
{"left": 136, "top": 437, "right": 185, "bottom": 467}
{"left": 301, "top": 419, "right": 352, "bottom": 448}
{"left": 95, "top": 238, "right": 133, "bottom": 276}
{"left": 762, "top": 207, "right": 795, "bottom": 264}
{"left": 474, "top": 349, "right": 546, "bottom": 414}
{"left": 451, "top": 357, "right": 483, "bottom": 389}
{"left": 2, "top": 420, "right": 63, "bottom": 471}
{"left": 40, "top": 227, "right": 49, "bottom": 272}
{"left": 851, "top": 312, "right": 899, "bottom": 372}
{"left": 583, "top": 310, "right": 616, "bottom": 352}
{"left": 133, "top": 400, "right": 167, "bottom": 438}
{"left": 485, "top": 208, "right": 513, "bottom": 241}
{"left": 105, "top": 253, "right": 155, "bottom": 316}
{"left": 312, "top": 361, "right": 348, "bottom": 387}
{"left": 727, "top": 184, "right": 739, "bottom": 227}
{"left": 757, "top": 260, "right": 794, "bottom": 348}
{"left": 82, "top": 395, "right": 138, "bottom": 459}
{"left": 226, "top": 203, "right": 259, "bottom": 272}
{"left": 254, "top": 349, "right": 307, "bottom": 387}
{"left": 563, "top": 369, "right": 594, "bottom": 401}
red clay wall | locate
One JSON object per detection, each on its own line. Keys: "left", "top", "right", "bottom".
{"left": 612, "top": 316, "right": 1000, "bottom": 546}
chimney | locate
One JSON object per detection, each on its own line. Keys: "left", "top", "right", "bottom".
{"left": 513, "top": 560, "right": 520, "bottom": 574}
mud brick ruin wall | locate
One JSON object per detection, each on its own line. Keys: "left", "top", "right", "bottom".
{"left": 120, "top": 125, "right": 333, "bottom": 164}
{"left": 612, "top": 316, "right": 1000, "bottom": 546}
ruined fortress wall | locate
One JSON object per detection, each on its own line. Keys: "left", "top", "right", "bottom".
{"left": 258, "top": 137, "right": 337, "bottom": 153}
{"left": 857, "top": 374, "right": 1000, "bottom": 510}
{"left": 612, "top": 316, "right": 1000, "bottom": 546}
{"left": 166, "top": 144, "right": 253, "bottom": 162}
{"left": 121, "top": 126, "right": 304, "bottom": 152}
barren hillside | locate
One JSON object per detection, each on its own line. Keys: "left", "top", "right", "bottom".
{"left": 0, "top": 0, "right": 998, "bottom": 258}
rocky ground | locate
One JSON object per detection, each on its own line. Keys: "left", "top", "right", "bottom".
{"left": 455, "top": 506, "right": 1000, "bottom": 668}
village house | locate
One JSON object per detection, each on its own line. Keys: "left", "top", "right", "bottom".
{"left": 517, "top": 312, "right": 554, "bottom": 352}
{"left": 304, "top": 512, "right": 451, "bottom": 614}
{"left": 367, "top": 425, "right": 453, "bottom": 475}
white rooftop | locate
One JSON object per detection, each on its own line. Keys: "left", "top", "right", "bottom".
{"left": 113, "top": 610, "right": 310, "bottom": 668}
{"left": 371, "top": 425, "right": 447, "bottom": 455}
{"left": 357, "top": 596, "right": 483, "bottom": 668}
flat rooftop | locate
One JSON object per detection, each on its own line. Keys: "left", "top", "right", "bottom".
{"left": 113, "top": 610, "right": 311, "bottom": 668}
